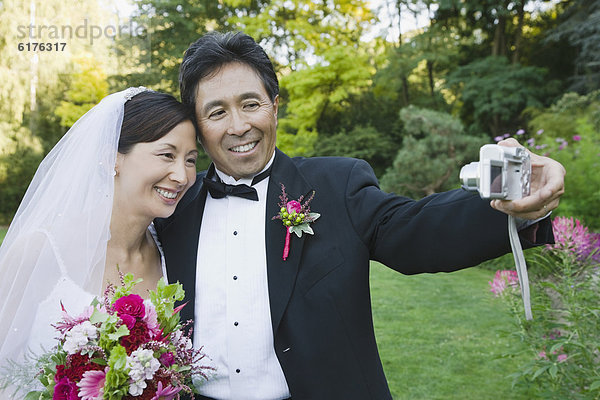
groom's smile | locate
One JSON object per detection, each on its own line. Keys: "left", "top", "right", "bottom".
{"left": 194, "top": 62, "right": 278, "bottom": 180}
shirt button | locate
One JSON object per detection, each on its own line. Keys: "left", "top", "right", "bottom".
{"left": 236, "top": 369, "right": 241, "bottom": 373}
{"left": 233, "top": 275, "right": 238, "bottom": 280}
{"left": 234, "top": 321, "right": 239, "bottom": 326}
{"left": 233, "top": 230, "right": 238, "bottom": 236}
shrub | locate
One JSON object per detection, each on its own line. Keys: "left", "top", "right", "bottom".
{"left": 380, "top": 106, "right": 486, "bottom": 198}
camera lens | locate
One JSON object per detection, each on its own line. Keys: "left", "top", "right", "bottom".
{"left": 460, "top": 162, "right": 480, "bottom": 191}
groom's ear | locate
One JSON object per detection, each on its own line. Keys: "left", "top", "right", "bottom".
{"left": 273, "top": 95, "right": 279, "bottom": 124}
{"left": 273, "top": 95, "right": 279, "bottom": 115}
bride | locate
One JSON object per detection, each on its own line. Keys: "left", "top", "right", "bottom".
{"left": 0, "top": 87, "right": 198, "bottom": 376}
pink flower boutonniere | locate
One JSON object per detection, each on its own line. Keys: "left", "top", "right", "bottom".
{"left": 272, "top": 183, "right": 320, "bottom": 260}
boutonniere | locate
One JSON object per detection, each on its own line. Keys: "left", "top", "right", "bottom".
{"left": 272, "top": 183, "right": 320, "bottom": 260}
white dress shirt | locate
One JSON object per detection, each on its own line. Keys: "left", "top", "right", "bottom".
{"left": 194, "top": 155, "right": 290, "bottom": 400}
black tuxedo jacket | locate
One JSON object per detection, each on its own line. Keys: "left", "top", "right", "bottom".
{"left": 154, "top": 148, "right": 552, "bottom": 400}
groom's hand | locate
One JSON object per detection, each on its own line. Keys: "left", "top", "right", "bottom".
{"left": 490, "top": 138, "right": 566, "bottom": 220}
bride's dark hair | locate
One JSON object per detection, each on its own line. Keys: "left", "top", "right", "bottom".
{"left": 118, "top": 91, "right": 197, "bottom": 154}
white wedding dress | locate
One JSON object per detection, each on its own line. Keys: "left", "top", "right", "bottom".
{"left": 25, "top": 224, "right": 167, "bottom": 357}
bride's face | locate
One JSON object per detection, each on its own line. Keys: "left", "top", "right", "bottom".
{"left": 114, "top": 120, "right": 198, "bottom": 219}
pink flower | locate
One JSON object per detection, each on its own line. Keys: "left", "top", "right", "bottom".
{"left": 538, "top": 351, "right": 547, "bottom": 359}
{"left": 489, "top": 270, "right": 519, "bottom": 296}
{"left": 53, "top": 377, "right": 79, "bottom": 400}
{"left": 120, "top": 314, "right": 136, "bottom": 330}
{"left": 536, "top": 129, "right": 544, "bottom": 135}
{"left": 286, "top": 200, "right": 302, "bottom": 214}
{"left": 77, "top": 368, "right": 106, "bottom": 400}
{"left": 516, "top": 129, "right": 525, "bottom": 135}
{"left": 113, "top": 294, "right": 145, "bottom": 319}
{"left": 557, "top": 354, "right": 568, "bottom": 362}
{"left": 54, "top": 304, "right": 95, "bottom": 335}
{"left": 547, "top": 217, "right": 600, "bottom": 263}
{"left": 494, "top": 136, "right": 504, "bottom": 142}
{"left": 151, "top": 381, "right": 181, "bottom": 400}
{"left": 143, "top": 300, "right": 161, "bottom": 338}
{"left": 572, "top": 135, "right": 582, "bottom": 141}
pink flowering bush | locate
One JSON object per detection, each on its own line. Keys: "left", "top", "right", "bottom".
{"left": 547, "top": 216, "right": 600, "bottom": 264}
{"left": 490, "top": 217, "right": 600, "bottom": 398}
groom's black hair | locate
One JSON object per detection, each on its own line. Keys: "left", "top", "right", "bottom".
{"left": 179, "top": 31, "right": 279, "bottom": 111}
{"left": 119, "top": 91, "right": 198, "bottom": 154}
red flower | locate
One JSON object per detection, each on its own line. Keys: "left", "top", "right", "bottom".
{"left": 55, "top": 354, "right": 104, "bottom": 384}
{"left": 120, "top": 320, "right": 150, "bottom": 354}
{"left": 113, "top": 294, "right": 145, "bottom": 319}
{"left": 159, "top": 351, "right": 175, "bottom": 367}
{"left": 53, "top": 377, "right": 78, "bottom": 400}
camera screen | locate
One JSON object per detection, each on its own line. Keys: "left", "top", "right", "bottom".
{"left": 490, "top": 165, "right": 503, "bottom": 194}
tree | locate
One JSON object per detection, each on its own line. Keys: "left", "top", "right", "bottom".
{"left": 380, "top": 105, "right": 485, "bottom": 198}
{"left": 228, "top": 0, "right": 375, "bottom": 70}
{"left": 434, "top": 0, "right": 554, "bottom": 63}
{"left": 277, "top": 44, "right": 373, "bottom": 156}
{"left": 54, "top": 56, "right": 109, "bottom": 128}
{"left": 445, "top": 56, "right": 549, "bottom": 137}
{"left": 545, "top": 0, "right": 600, "bottom": 93}
{"left": 309, "top": 125, "right": 397, "bottom": 178}
{"left": 0, "top": 0, "right": 118, "bottom": 221}
{"left": 124, "top": 0, "right": 227, "bottom": 93}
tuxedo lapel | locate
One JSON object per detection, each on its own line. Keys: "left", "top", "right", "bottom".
{"left": 266, "top": 149, "right": 312, "bottom": 335}
{"left": 161, "top": 173, "right": 208, "bottom": 327}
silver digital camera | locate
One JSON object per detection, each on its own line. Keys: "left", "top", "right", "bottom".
{"left": 460, "top": 144, "right": 531, "bottom": 200}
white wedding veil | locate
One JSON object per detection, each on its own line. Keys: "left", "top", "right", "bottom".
{"left": 0, "top": 87, "right": 148, "bottom": 367}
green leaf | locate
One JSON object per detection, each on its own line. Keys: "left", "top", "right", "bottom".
{"left": 24, "top": 391, "right": 44, "bottom": 400}
{"left": 532, "top": 365, "right": 550, "bottom": 380}
{"left": 590, "top": 380, "right": 600, "bottom": 391}
{"left": 107, "top": 324, "right": 129, "bottom": 341}
{"left": 549, "top": 364, "right": 558, "bottom": 379}
{"left": 548, "top": 342, "right": 565, "bottom": 354}
{"left": 89, "top": 308, "right": 109, "bottom": 324}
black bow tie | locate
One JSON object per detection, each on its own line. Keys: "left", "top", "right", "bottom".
{"left": 203, "top": 165, "right": 272, "bottom": 201}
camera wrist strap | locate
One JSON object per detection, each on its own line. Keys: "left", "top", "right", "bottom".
{"left": 508, "top": 215, "right": 532, "bottom": 320}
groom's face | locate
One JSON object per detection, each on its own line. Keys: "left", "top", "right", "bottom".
{"left": 194, "top": 62, "right": 278, "bottom": 180}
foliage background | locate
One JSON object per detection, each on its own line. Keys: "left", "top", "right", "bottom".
{"left": 2, "top": 0, "right": 598, "bottom": 225}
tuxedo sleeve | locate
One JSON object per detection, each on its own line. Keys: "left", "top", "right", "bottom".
{"left": 344, "top": 159, "right": 553, "bottom": 274}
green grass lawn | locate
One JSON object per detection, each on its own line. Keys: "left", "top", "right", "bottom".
{"left": 371, "top": 262, "right": 537, "bottom": 399}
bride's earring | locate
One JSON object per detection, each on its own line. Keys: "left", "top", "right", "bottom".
{"left": 114, "top": 154, "right": 124, "bottom": 177}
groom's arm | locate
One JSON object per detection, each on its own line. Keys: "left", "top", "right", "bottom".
{"left": 343, "top": 159, "right": 553, "bottom": 274}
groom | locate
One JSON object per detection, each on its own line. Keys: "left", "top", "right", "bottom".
{"left": 154, "top": 31, "right": 564, "bottom": 400}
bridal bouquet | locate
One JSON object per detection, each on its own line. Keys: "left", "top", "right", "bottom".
{"left": 24, "top": 274, "right": 209, "bottom": 400}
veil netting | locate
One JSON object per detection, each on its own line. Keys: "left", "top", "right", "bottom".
{"left": 0, "top": 88, "right": 147, "bottom": 369}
